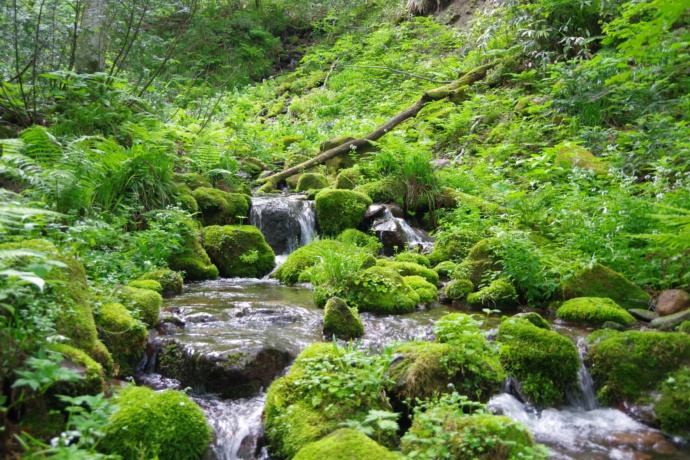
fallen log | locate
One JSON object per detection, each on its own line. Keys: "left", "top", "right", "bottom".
{"left": 257, "top": 60, "right": 499, "bottom": 192}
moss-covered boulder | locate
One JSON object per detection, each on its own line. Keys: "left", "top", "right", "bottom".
{"left": 296, "top": 173, "right": 330, "bottom": 192}
{"left": 201, "top": 225, "right": 275, "bottom": 278}
{"left": 498, "top": 317, "right": 579, "bottom": 406}
{"left": 192, "top": 187, "right": 250, "bottom": 226}
{"left": 128, "top": 279, "right": 162, "bottom": 292}
{"left": 273, "top": 240, "right": 347, "bottom": 284}
{"left": 403, "top": 275, "right": 439, "bottom": 304}
{"left": 394, "top": 252, "right": 430, "bottom": 268}
{"left": 167, "top": 218, "right": 219, "bottom": 281}
{"left": 294, "top": 429, "right": 398, "bottom": 460}
{"left": 46, "top": 344, "right": 106, "bottom": 396}
{"left": 0, "top": 239, "right": 98, "bottom": 355}
{"left": 355, "top": 178, "right": 407, "bottom": 206}
{"left": 97, "top": 302, "right": 148, "bottom": 376}
{"left": 334, "top": 167, "right": 359, "bottom": 190}
{"left": 91, "top": 340, "right": 114, "bottom": 376}
{"left": 559, "top": 263, "right": 649, "bottom": 310}
{"left": 514, "top": 312, "right": 551, "bottom": 330}
{"left": 322, "top": 297, "right": 364, "bottom": 340}
{"left": 458, "top": 238, "right": 503, "bottom": 287}
{"left": 172, "top": 183, "right": 200, "bottom": 214}
{"left": 428, "top": 229, "right": 482, "bottom": 265}
{"left": 335, "top": 228, "right": 381, "bottom": 255}
{"left": 442, "top": 278, "right": 474, "bottom": 301}
{"left": 553, "top": 142, "right": 608, "bottom": 176}
{"left": 433, "top": 260, "right": 457, "bottom": 278}
{"left": 587, "top": 330, "right": 690, "bottom": 405}
{"left": 376, "top": 259, "right": 438, "bottom": 286}
{"left": 348, "top": 266, "right": 420, "bottom": 314}
{"left": 174, "top": 172, "right": 212, "bottom": 190}
{"left": 467, "top": 279, "right": 518, "bottom": 309}
{"left": 557, "top": 297, "right": 636, "bottom": 327}
{"left": 655, "top": 367, "right": 690, "bottom": 438}
{"left": 115, "top": 286, "right": 162, "bottom": 327}
{"left": 136, "top": 269, "right": 184, "bottom": 296}
{"left": 314, "top": 189, "right": 372, "bottom": 236}
{"left": 99, "top": 386, "right": 211, "bottom": 460}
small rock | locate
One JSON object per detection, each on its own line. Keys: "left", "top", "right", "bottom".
{"left": 431, "top": 159, "right": 451, "bottom": 170}
{"left": 629, "top": 309, "right": 658, "bottom": 322}
{"left": 185, "top": 312, "right": 218, "bottom": 323}
{"left": 656, "top": 289, "right": 690, "bottom": 317}
{"left": 606, "top": 431, "right": 676, "bottom": 455}
{"left": 602, "top": 321, "right": 627, "bottom": 331}
{"left": 649, "top": 308, "right": 690, "bottom": 331}
{"left": 322, "top": 297, "right": 364, "bottom": 340}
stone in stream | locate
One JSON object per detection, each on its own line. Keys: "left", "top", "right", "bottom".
{"left": 656, "top": 289, "right": 690, "bottom": 317}
{"left": 371, "top": 217, "right": 407, "bottom": 255}
{"left": 155, "top": 339, "right": 292, "bottom": 398}
{"left": 649, "top": 308, "right": 690, "bottom": 330}
{"left": 629, "top": 309, "right": 658, "bottom": 322}
{"left": 322, "top": 297, "right": 364, "bottom": 340}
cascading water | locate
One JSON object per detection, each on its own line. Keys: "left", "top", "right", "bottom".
{"left": 249, "top": 195, "right": 316, "bottom": 256}
{"left": 566, "top": 337, "right": 598, "bottom": 411}
{"left": 371, "top": 207, "right": 434, "bottom": 254}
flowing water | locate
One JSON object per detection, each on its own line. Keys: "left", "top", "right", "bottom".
{"left": 249, "top": 194, "right": 316, "bottom": 256}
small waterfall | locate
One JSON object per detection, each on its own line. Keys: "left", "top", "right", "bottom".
{"left": 250, "top": 195, "right": 316, "bottom": 256}
{"left": 372, "top": 208, "right": 434, "bottom": 254}
{"left": 566, "top": 337, "right": 598, "bottom": 411}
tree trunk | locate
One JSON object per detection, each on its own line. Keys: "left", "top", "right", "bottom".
{"left": 257, "top": 60, "right": 499, "bottom": 192}
{"left": 75, "top": 0, "right": 110, "bottom": 74}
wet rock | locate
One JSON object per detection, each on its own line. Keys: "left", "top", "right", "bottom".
{"left": 629, "top": 309, "right": 658, "bottom": 322}
{"left": 371, "top": 218, "right": 407, "bottom": 256}
{"left": 656, "top": 290, "right": 690, "bottom": 317}
{"left": 323, "top": 297, "right": 364, "bottom": 340}
{"left": 156, "top": 339, "right": 293, "bottom": 398}
{"left": 185, "top": 313, "right": 219, "bottom": 323}
{"left": 606, "top": 431, "right": 676, "bottom": 455}
{"left": 387, "top": 203, "right": 405, "bottom": 218}
{"left": 249, "top": 195, "right": 316, "bottom": 255}
{"left": 364, "top": 204, "right": 387, "bottom": 220}
{"left": 649, "top": 308, "right": 690, "bottom": 331}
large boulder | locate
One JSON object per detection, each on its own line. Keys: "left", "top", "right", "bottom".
{"left": 173, "top": 172, "right": 212, "bottom": 190}
{"left": 656, "top": 290, "right": 690, "bottom": 317}
{"left": 376, "top": 259, "right": 438, "bottom": 285}
{"left": 322, "top": 297, "right": 364, "bottom": 340}
{"left": 250, "top": 195, "right": 315, "bottom": 255}
{"left": 403, "top": 275, "right": 439, "bottom": 304}
{"left": 355, "top": 178, "right": 407, "bottom": 206}
{"left": 650, "top": 309, "right": 690, "bottom": 331}
{"left": 556, "top": 297, "right": 636, "bottom": 327}
{"left": 115, "top": 285, "right": 162, "bottom": 327}
{"left": 314, "top": 189, "right": 372, "bottom": 236}
{"left": 167, "top": 218, "right": 219, "bottom": 281}
{"left": 296, "top": 173, "right": 329, "bottom": 192}
{"left": 346, "top": 266, "right": 420, "bottom": 314}
{"left": 201, "top": 225, "right": 275, "bottom": 278}
{"left": 192, "top": 187, "right": 250, "bottom": 226}
{"left": 294, "top": 429, "right": 397, "bottom": 460}
{"left": 371, "top": 216, "right": 407, "bottom": 255}
{"left": 655, "top": 367, "right": 690, "bottom": 438}
{"left": 559, "top": 263, "right": 649, "bottom": 310}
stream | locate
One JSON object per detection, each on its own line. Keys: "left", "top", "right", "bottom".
{"left": 135, "top": 194, "right": 690, "bottom": 460}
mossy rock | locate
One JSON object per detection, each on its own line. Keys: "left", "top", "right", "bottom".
{"left": 46, "top": 343, "right": 106, "bottom": 396}
{"left": 559, "top": 263, "right": 649, "bottom": 311}
{"left": 403, "top": 275, "right": 439, "bottom": 304}
{"left": 128, "top": 279, "right": 162, "bottom": 292}
{"left": 273, "top": 240, "right": 347, "bottom": 285}
{"left": 294, "top": 429, "right": 398, "bottom": 460}
{"left": 314, "top": 189, "right": 372, "bottom": 236}
{"left": 348, "top": 266, "right": 420, "bottom": 314}
{"left": 443, "top": 278, "right": 474, "bottom": 301}
{"left": 137, "top": 269, "right": 184, "bottom": 296}
{"left": 433, "top": 260, "right": 457, "bottom": 278}
{"left": 394, "top": 252, "right": 430, "bottom": 268}
{"left": 557, "top": 297, "right": 636, "bottom": 327}
{"left": 99, "top": 386, "right": 211, "bottom": 460}
{"left": 296, "top": 173, "right": 330, "bottom": 192}
{"left": 467, "top": 279, "right": 518, "bottom": 309}
{"left": 334, "top": 167, "right": 359, "bottom": 190}
{"left": 167, "top": 218, "right": 219, "bottom": 281}
{"left": 115, "top": 286, "right": 162, "bottom": 327}
{"left": 655, "top": 367, "right": 690, "bottom": 438}
{"left": 173, "top": 172, "right": 212, "bottom": 190}
{"left": 325, "top": 153, "right": 356, "bottom": 173}
{"left": 376, "top": 259, "right": 438, "bottom": 286}
{"left": 91, "top": 340, "right": 114, "bottom": 376}
{"left": 282, "top": 135, "right": 303, "bottom": 148}
{"left": 514, "top": 312, "right": 551, "bottom": 330}
{"left": 354, "top": 178, "right": 407, "bottom": 206}
{"left": 680, "top": 321, "right": 690, "bottom": 334}
{"left": 428, "top": 229, "right": 482, "bottom": 265}
{"left": 319, "top": 135, "right": 356, "bottom": 152}
{"left": 458, "top": 238, "right": 503, "bottom": 287}
{"left": 0, "top": 239, "right": 98, "bottom": 355}
{"left": 498, "top": 317, "right": 579, "bottom": 407}
{"left": 587, "top": 330, "right": 690, "bottom": 405}
{"left": 553, "top": 142, "right": 609, "bottom": 176}
{"left": 97, "top": 302, "right": 148, "bottom": 377}
{"left": 402, "top": 410, "right": 536, "bottom": 460}
{"left": 336, "top": 229, "right": 381, "bottom": 255}
{"left": 174, "top": 191, "right": 199, "bottom": 214}
{"left": 192, "top": 187, "right": 250, "bottom": 226}
{"left": 322, "top": 297, "right": 364, "bottom": 340}
{"left": 201, "top": 225, "right": 275, "bottom": 278}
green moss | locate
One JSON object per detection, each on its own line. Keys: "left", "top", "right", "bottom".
{"left": 0, "top": 239, "right": 98, "bottom": 354}
{"left": 174, "top": 191, "right": 199, "bottom": 214}
{"left": 587, "top": 330, "right": 690, "bottom": 405}
{"left": 376, "top": 259, "right": 439, "bottom": 286}
{"left": 294, "top": 429, "right": 398, "bottom": 460}
{"left": 395, "top": 252, "right": 430, "bottom": 268}
{"left": 443, "top": 278, "right": 474, "bottom": 300}
{"left": 282, "top": 135, "right": 303, "bottom": 148}
{"left": 97, "top": 302, "right": 148, "bottom": 377}
{"left": 192, "top": 187, "right": 250, "bottom": 226}
{"left": 137, "top": 269, "right": 184, "bottom": 295}
{"left": 115, "top": 286, "right": 162, "bottom": 327}
{"left": 335, "top": 167, "right": 359, "bottom": 190}
{"left": 354, "top": 178, "right": 407, "bottom": 206}
{"left": 314, "top": 189, "right": 372, "bottom": 236}
{"left": 47, "top": 343, "right": 105, "bottom": 396}
{"left": 433, "top": 260, "right": 457, "bottom": 278}
{"left": 320, "top": 135, "right": 356, "bottom": 152}
{"left": 201, "top": 225, "right": 275, "bottom": 278}
{"left": 167, "top": 218, "right": 219, "bottom": 281}
{"left": 336, "top": 229, "right": 381, "bottom": 255}
{"left": 467, "top": 279, "right": 518, "bottom": 309}
{"left": 559, "top": 263, "right": 649, "bottom": 310}
{"left": 296, "top": 173, "right": 330, "bottom": 192}
{"left": 498, "top": 317, "right": 579, "bottom": 407}
{"left": 553, "top": 142, "right": 609, "bottom": 176}
{"left": 348, "top": 266, "right": 419, "bottom": 314}
{"left": 428, "top": 229, "right": 482, "bottom": 265}
{"left": 99, "top": 386, "right": 211, "bottom": 460}
{"left": 91, "top": 340, "right": 114, "bottom": 376}
{"left": 514, "top": 312, "right": 551, "bottom": 330}
{"left": 655, "top": 367, "right": 690, "bottom": 437}
{"left": 322, "top": 297, "right": 364, "bottom": 340}
{"left": 403, "top": 275, "right": 439, "bottom": 304}
{"left": 273, "top": 240, "right": 347, "bottom": 284}
{"left": 174, "top": 172, "right": 212, "bottom": 190}
{"left": 434, "top": 313, "right": 483, "bottom": 342}
{"left": 557, "top": 297, "right": 636, "bottom": 326}
{"left": 681, "top": 321, "right": 690, "bottom": 334}
{"left": 458, "top": 238, "right": 502, "bottom": 287}
{"left": 128, "top": 279, "right": 163, "bottom": 292}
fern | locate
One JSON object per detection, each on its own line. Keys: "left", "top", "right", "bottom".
{"left": 19, "top": 127, "right": 63, "bottom": 165}
{"left": 636, "top": 205, "right": 690, "bottom": 252}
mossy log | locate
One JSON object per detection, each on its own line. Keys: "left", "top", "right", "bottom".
{"left": 257, "top": 61, "right": 499, "bottom": 191}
